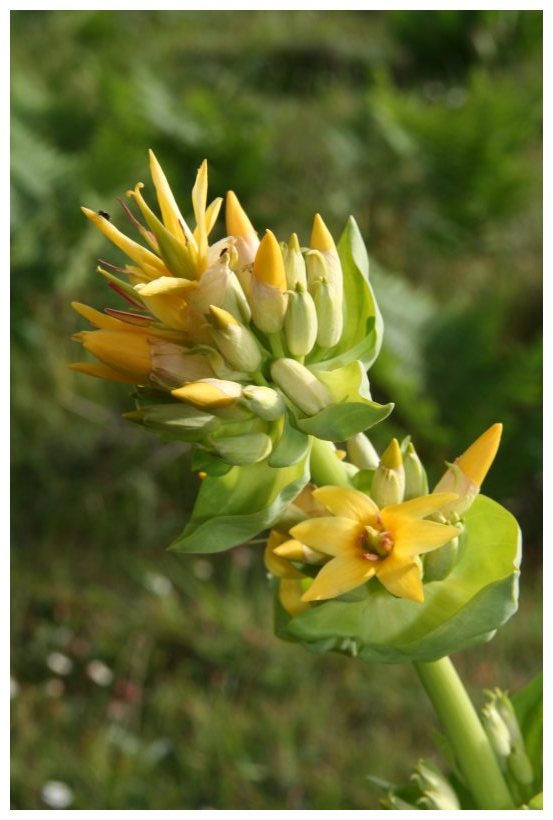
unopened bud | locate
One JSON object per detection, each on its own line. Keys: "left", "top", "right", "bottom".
{"left": 284, "top": 286, "right": 318, "bottom": 356}
{"left": 482, "top": 689, "right": 534, "bottom": 786}
{"left": 411, "top": 759, "right": 460, "bottom": 810}
{"left": 310, "top": 278, "right": 343, "bottom": 348}
{"left": 226, "top": 190, "right": 259, "bottom": 267}
{"left": 150, "top": 341, "right": 215, "bottom": 388}
{"left": 210, "top": 432, "right": 273, "bottom": 465}
{"left": 305, "top": 249, "right": 328, "bottom": 289}
{"left": 310, "top": 213, "right": 344, "bottom": 307}
{"left": 207, "top": 305, "right": 262, "bottom": 373}
{"left": 241, "top": 385, "right": 285, "bottom": 421}
{"left": 371, "top": 439, "right": 405, "bottom": 507}
{"left": 273, "top": 539, "right": 326, "bottom": 565}
{"left": 271, "top": 358, "right": 332, "bottom": 416}
{"left": 423, "top": 535, "right": 459, "bottom": 582}
{"left": 404, "top": 441, "right": 429, "bottom": 500}
{"left": 283, "top": 233, "right": 307, "bottom": 290}
{"left": 172, "top": 378, "right": 243, "bottom": 410}
{"left": 346, "top": 434, "right": 380, "bottom": 471}
{"left": 482, "top": 700, "right": 512, "bottom": 762}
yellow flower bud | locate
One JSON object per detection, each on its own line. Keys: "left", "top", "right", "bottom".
{"left": 283, "top": 233, "right": 307, "bottom": 290}
{"left": 171, "top": 379, "right": 243, "bottom": 410}
{"left": 253, "top": 230, "right": 287, "bottom": 291}
{"left": 226, "top": 190, "right": 259, "bottom": 267}
{"left": 371, "top": 438, "right": 405, "bottom": 507}
{"left": 207, "top": 305, "right": 262, "bottom": 373}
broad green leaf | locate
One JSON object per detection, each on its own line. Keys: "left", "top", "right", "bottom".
{"left": 170, "top": 446, "right": 311, "bottom": 554}
{"left": 280, "top": 495, "right": 520, "bottom": 663}
{"left": 296, "top": 361, "right": 393, "bottom": 440}
{"left": 308, "top": 216, "right": 383, "bottom": 370}
{"left": 512, "top": 673, "right": 542, "bottom": 792}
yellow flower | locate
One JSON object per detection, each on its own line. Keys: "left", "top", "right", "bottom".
{"left": 286, "top": 486, "right": 459, "bottom": 604}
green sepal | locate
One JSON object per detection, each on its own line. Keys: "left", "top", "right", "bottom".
{"left": 308, "top": 216, "right": 383, "bottom": 370}
{"left": 511, "top": 674, "right": 543, "bottom": 794}
{"left": 278, "top": 495, "right": 520, "bottom": 663}
{"left": 269, "top": 414, "right": 310, "bottom": 468}
{"left": 296, "top": 361, "right": 393, "bottom": 440}
{"left": 169, "top": 446, "right": 311, "bottom": 554}
{"left": 209, "top": 432, "right": 273, "bottom": 465}
{"left": 128, "top": 403, "right": 219, "bottom": 442}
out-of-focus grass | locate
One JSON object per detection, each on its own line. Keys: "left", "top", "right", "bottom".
{"left": 11, "top": 9, "right": 542, "bottom": 809}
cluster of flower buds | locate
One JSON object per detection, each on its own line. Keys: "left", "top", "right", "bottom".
{"left": 481, "top": 688, "right": 534, "bottom": 788}
{"left": 71, "top": 153, "right": 388, "bottom": 469}
{"left": 265, "top": 424, "right": 502, "bottom": 611}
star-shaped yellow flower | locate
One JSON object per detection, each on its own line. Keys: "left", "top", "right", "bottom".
{"left": 279, "top": 486, "right": 459, "bottom": 604}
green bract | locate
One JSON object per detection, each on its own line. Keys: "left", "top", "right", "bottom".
{"left": 275, "top": 496, "right": 521, "bottom": 663}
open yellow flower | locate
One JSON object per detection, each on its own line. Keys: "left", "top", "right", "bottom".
{"left": 283, "top": 486, "right": 458, "bottom": 604}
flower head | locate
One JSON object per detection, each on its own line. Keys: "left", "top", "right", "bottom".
{"left": 277, "top": 486, "right": 458, "bottom": 603}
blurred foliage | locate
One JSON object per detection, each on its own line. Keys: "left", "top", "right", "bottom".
{"left": 11, "top": 9, "right": 541, "bottom": 809}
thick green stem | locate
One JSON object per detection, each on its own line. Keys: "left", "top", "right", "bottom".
{"left": 309, "top": 438, "right": 352, "bottom": 488}
{"left": 415, "top": 657, "right": 515, "bottom": 809}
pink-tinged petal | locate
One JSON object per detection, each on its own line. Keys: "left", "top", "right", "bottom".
{"left": 376, "top": 554, "right": 424, "bottom": 603}
{"left": 313, "top": 486, "right": 380, "bottom": 524}
{"left": 391, "top": 519, "right": 459, "bottom": 558}
{"left": 301, "top": 556, "right": 375, "bottom": 602}
{"left": 290, "top": 517, "right": 362, "bottom": 557}
{"left": 382, "top": 492, "right": 458, "bottom": 522}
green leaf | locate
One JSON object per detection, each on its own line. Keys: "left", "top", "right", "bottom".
{"left": 296, "top": 361, "right": 393, "bottom": 440}
{"left": 308, "top": 216, "right": 383, "bottom": 370}
{"left": 512, "top": 674, "right": 542, "bottom": 792}
{"left": 280, "top": 495, "right": 521, "bottom": 663}
{"left": 170, "top": 446, "right": 311, "bottom": 554}
{"left": 268, "top": 414, "right": 310, "bottom": 467}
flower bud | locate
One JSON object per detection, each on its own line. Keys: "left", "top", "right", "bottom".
{"left": 210, "top": 432, "right": 273, "bottom": 465}
{"left": 482, "top": 689, "right": 534, "bottom": 786}
{"left": 371, "top": 439, "right": 405, "bottom": 507}
{"left": 171, "top": 378, "right": 243, "bottom": 410}
{"left": 305, "top": 249, "right": 328, "bottom": 290}
{"left": 434, "top": 424, "right": 502, "bottom": 518}
{"left": 150, "top": 341, "right": 215, "bottom": 388}
{"left": 310, "top": 213, "right": 344, "bottom": 308}
{"left": 346, "top": 433, "right": 380, "bottom": 471}
{"left": 240, "top": 385, "right": 286, "bottom": 421}
{"left": 411, "top": 759, "right": 460, "bottom": 810}
{"left": 207, "top": 305, "right": 262, "bottom": 373}
{"left": 250, "top": 230, "right": 288, "bottom": 333}
{"left": 225, "top": 190, "right": 260, "bottom": 267}
{"left": 481, "top": 699, "right": 512, "bottom": 761}
{"left": 423, "top": 535, "right": 459, "bottom": 582}
{"left": 403, "top": 441, "right": 429, "bottom": 500}
{"left": 271, "top": 358, "right": 332, "bottom": 416}
{"left": 283, "top": 233, "right": 307, "bottom": 290}
{"left": 310, "top": 277, "right": 343, "bottom": 348}
{"left": 284, "top": 286, "right": 318, "bottom": 357}
{"left": 273, "top": 539, "right": 326, "bottom": 565}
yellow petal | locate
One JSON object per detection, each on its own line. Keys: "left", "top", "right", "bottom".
{"left": 264, "top": 531, "right": 303, "bottom": 579}
{"left": 383, "top": 492, "right": 459, "bottom": 521}
{"left": 204, "top": 197, "right": 223, "bottom": 236}
{"left": 79, "top": 329, "right": 152, "bottom": 382}
{"left": 226, "top": 190, "right": 256, "bottom": 238}
{"left": 279, "top": 578, "right": 311, "bottom": 616}
{"left": 290, "top": 517, "right": 362, "bottom": 557}
{"left": 313, "top": 486, "right": 379, "bottom": 524}
{"left": 81, "top": 207, "right": 166, "bottom": 274}
{"left": 253, "top": 230, "right": 287, "bottom": 291}
{"left": 391, "top": 519, "right": 459, "bottom": 557}
{"left": 301, "top": 555, "right": 375, "bottom": 602}
{"left": 171, "top": 380, "right": 241, "bottom": 409}
{"left": 310, "top": 213, "right": 335, "bottom": 252}
{"left": 455, "top": 423, "right": 503, "bottom": 488}
{"left": 208, "top": 304, "right": 239, "bottom": 329}
{"left": 273, "top": 539, "right": 325, "bottom": 565}
{"left": 376, "top": 553, "right": 424, "bottom": 603}
{"left": 192, "top": 160, "right": 208, "bottom": 267}
{"left": 71, "top": 301, "right": 123, "bottom": 330}
{"left": 148, "top": 149, "right": 189, "bottom": 240}
{"left": 136, "top": 276, "right": 194, "bottom": 297}
{"left": 68, "top": 361, "right": 137, "bottom": 384}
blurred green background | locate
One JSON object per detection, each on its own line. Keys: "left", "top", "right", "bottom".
{"left": 11, "top": 10, "right": 542, "bottom": 810}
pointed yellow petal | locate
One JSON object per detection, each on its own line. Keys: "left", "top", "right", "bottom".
{"left": 264, "top": 531, "right": 303, "bottom": 579}
{"left": 148, "top": 149, "right": 189, "bottom": 239}
{"left": 253, "top": 230, "right": 287, "bottom": 291}
{"left": 208, "top": 304, "right": 239, "bottom": 329}
{"left": 391, "top": 519, "right": 459, "bottom": 557}
{"left": 79, "top": 329, "right": 152, "bottom": 382}
{"left": 302, "top": 555, "right": 375, "bottom": 602}
{"left": 226, "top": 190, "right": 256, "bottom": 238}
{"left": 136, "top": 276, "right": 194, "bottom": 297}
{"left": 310, "top": 213, "right": 335, "bottom": 252}
{"left": 204, "top": 197, "right": 223, "bottom": 236}
{"left": 313, "top": 486, "right": 380, "bottom": 524}
{"left": 455, "top": 423, "right": 503, "bottom": 488}
{"left": 81, "top": 207, "right": 166, "bottom": 274}
{"left": 381, "top": 438, "right": 402, "bottom": 469}
{"left": 382, "top": 492, "right": 459, "bottom": 522}
{"left": 376, "top": 554, "right": 424, "bottom": 603}
{"left": 290, "top": 517, "right": 362, "bottom": 557}
{"left": 191, "top": 160, "right": 208, "bottom": 268}
{"left": 71, "top": 301, "right": 123, "bottom": 330}
{"left": 273, "top": 539, "right": 325, "bottom": 565}
{"left": 68, "top": 361, "right": 137, "bottom": 384}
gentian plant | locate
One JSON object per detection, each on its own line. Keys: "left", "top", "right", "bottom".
{"left": 71, "top": 155, "right": 542, "bottom": 810}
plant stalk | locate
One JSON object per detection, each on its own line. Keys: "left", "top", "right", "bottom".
{"left": 414, "top": 657, "right": 515, "bottom": 809}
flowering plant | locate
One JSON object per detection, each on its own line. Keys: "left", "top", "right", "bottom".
{"left": 72, "top": 155, "right": 541, "bottom": 810}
